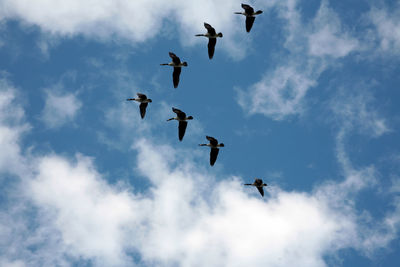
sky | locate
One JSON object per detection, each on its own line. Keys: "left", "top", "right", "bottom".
{"left": 0, "top": 0, "right": 400, "bottom": 266}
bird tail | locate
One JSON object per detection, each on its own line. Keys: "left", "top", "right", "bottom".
{"left": 218, "top": 32, "right": 223, "bottom": 38}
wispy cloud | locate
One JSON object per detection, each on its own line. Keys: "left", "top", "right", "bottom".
{"left": 41, "top": 88, "right": 82, "bottom": 129}
{"left": 237, "top": 0, "right": 360, "bottom": 120}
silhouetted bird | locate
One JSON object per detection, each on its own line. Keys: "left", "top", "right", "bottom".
{"left": 199, "top": 136, "right": 224, "bottom": 166}
{"left": 167, "top": 107, "right": 193, "bottom": 141}
{"left": 235, "top": 4, "right": 263, "bottom": 32}
{"left": 244, "top": 178, "right": 268, "bottom": 197}
{"left": 126, "top": 93, "right": 152, "bottom": 119}
{"left": 195, "top": 23, "right": 223, "bottom": 59}
{"left": 160, "top": 52, "right": 188, "bottom": 88}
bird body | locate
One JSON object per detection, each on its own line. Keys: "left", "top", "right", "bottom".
{"left": 167, "top": 107, "right": 193, "bottom": 141}
{"left": 199, "top": 136, "right": 224, "bottom": 166}
{"left": 126, "top": 93, "right": 152, "bottom": 119}
{"left": 160, "top": 52, "right": 188, "bottom": 88}
{"left": 244, "top": 178, "right": 268, "bottom": 197}
{"left": 195, "top": 23, "right": 223, "bottom": 59}
{"left": 235, "top": 4, "right": 263, "bottom": 32}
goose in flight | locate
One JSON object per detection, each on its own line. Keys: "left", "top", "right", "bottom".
{"left": 199, "top": 136, "right": 224, "bottom": 166}
{"left": 126, "top": 93, "right": 152, "bottom": 119}
{"left": 244, "top": 178, "right": 267, "bottom": 197}
{"left": 195, "top": 23, "right": 223, "bottom": 59}
{"left": 167, "top": 107, "right": 193, "bottom": 141}
{"left": 160, "top": 52, "right": 188, "bottom": 88}
{"left": 235, "top": 4, "right": 263, "bottom": 32}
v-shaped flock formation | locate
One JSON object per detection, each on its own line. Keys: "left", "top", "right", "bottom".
{"left": 127, "top": 4, "right": 267, "bottom": 197}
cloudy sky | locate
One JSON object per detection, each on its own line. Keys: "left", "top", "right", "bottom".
{"left": 0, "top": 0, "right": 400, "bottom": 266}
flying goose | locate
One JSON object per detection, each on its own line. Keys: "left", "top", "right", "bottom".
{"left": 195, "top": 23, "right": 223, "bottom": 59}
{"left": 167, "top": 107, "right": 193, "bottom": 141}
{"left": 199, "top": 136, "right": 224, "bottom": 166}
{"left": 160, "top": 52, "right": 188, "bottom": 88}
{"left": 234, "top": 4, "right": 263, "bottom": 32}
{"left": 126, "top": 93, "right": 152, "bottom": 119}
{"left": 244, "top": 178, "right": 267, "bottom": 197}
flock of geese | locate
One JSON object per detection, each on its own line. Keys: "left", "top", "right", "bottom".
{"left": 126, "top": 4, "right": 267, "bottom": 197}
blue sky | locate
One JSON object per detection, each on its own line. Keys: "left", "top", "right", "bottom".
{"left": 0, "top": 0, "right": 400, "bottom": 266}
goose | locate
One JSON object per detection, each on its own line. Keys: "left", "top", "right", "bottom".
{"left": 199, "top": 136, "right": 224, "bottom": 166}
{"left": 195, "top": 23, "right": 223, "bottom": 59}
{"left": 244, "top": 178, "right": 267, "bottom": 197}
{"left": 126, "top": 93, "right": 152, "bottom": 119}
{"left": 234, "top": 4, "right": 263, "bottom": 32}
{"left": 167, "top": 107, "right": 193, "bottom": 141}
{"left": 160, "top": 52, "right": 188, "bottom": 88}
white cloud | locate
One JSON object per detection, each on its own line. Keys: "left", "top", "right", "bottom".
{"left": 308, "top": 1, "right": 359, "bottom": 58}
{"left": 237, "top": 0, "right": 360, "bottom": 120}
{"left": 236, "top": 64, "right": 316, "bottom": 119}
{"left": 0, "top": 77, "right": 29, "bottom": 176}
{"left": 10, "top": 137, "right": 396, "bottom": 267}
{"left": 0, "top": 0, "right": 256, "bottom": 59}
{"left": 41, "top": 89, "right": 82, "bottom": 129}
{"left": 369, "top": 6, "right": 400, "bottom": 54}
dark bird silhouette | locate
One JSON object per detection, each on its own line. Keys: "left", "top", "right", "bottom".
{"left": 126, "top": 93, "right": 152, "bottom": 119}
{"left": 199, "top": 136, "right": 224, "bottom": 166}
{"left": 195, "top": 23, "right": 223, "bottom": 59}
{"left": 160, "top": 52, "right": 188, "bottom": 88}
{"left": 244, "top": 178, "right": 268, "bottom": 197}
{"left": 235, "top": 4, "right": 263, "bottom": 32}
{"left": 167, "top": 107, "right": 193, "bottom": 141}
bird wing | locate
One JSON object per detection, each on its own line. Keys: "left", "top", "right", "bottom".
{"left": 210, "top": 148, "right": 219, "bottom": 166}
{"left": 172, "top": 107, "right": 186, "bottom": 119}
{"left": 178, "top": 121, "right": 188, "bottom": 141}
{"left": 206, "top": 136, "right": 218, "bottom": 146}
{"left": 204, "top": 23, "right": 216, "bottom": 35}
{"left": 246, "top": 16, "right": 255, "bottom": 32}
{"left": 137, "top": 93, "right": 147, "bottom": 100}
{"left": 208, "top": 38, "right": 216, "bottom": 59}
{"left": 257, "top": 186, "right": 265, "bottom": 197}
{"left": 169, "top": 52, "right": 181, "bottom": 64}
{"left": 172, "top": 67, "right": 181, "bottom": 88}
{"left": 139, "top": 102, "right": 148, "bottom": 119}
{"left": 242, "top": 4, "right": 254, "bottom": 14}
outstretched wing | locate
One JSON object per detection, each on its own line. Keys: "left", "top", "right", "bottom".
{"left": 172, "top": 67, "right": 181, "bottom": 88}
{"left": 206, "top": 136, "right": 218, "bottom": 146}
{"left": 245, "top": 16, "right": 255, "bottom": 32}
{"left": 257, "top": 186, "right": 265, "bottom": 197}
{"left": 204, "top": 23, "right": 216, "bottom": 35}
{"left": 210, "top": 148, "right": 219, "bottom": 166}
{"left": 178, "top": 121, "right": 188, "bottom": 141}
{"left": 172, "top": 107, "right": 186, "bottom": 119}
{"left": 139, "top": 103, "right": 148, "bottom": 119}
{"left": 208, "top": 38, "right": 216, "bottom": 59}
{"left": 169, "top": 52, "right": 181, "bottom": 64}
{"left": 137, "top": 93, "right": 147, "bottom": 100}
{"left": 242, "top": 4, "right": 254, "bottom": 14}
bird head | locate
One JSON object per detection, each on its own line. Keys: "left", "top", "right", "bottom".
{"left": 148, "top": 99, "right": 153, "bottom": 103}
{"left": 219, "top": 143, "right": 225, "bottom": 147}
{"left": 183, "top": 62, "right": 188, "bottom": 67}
{"left": 187, "top": 116, "right": 193, "bottom": 120}
{"left": 218, "top": 32, "right": 223, "bottom": 38}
